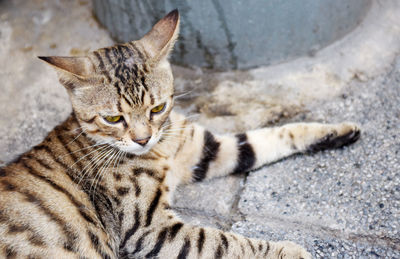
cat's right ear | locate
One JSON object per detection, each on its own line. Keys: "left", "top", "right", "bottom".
{"left": 138, "top": 9, "right": 180, "bottom": 62}
{"left": 38, "top": 56, "right": 95, "bottom": 79}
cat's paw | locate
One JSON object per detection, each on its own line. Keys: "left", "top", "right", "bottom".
{"left": 272, "top": 241, "right": 312, "bottom": 259}
{"left": 308, "top": 123, "right": 360, "bottom": 152}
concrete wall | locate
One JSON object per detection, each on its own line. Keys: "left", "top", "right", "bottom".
{"left": 93, "top": 0, "right": 371, "bottom": 70}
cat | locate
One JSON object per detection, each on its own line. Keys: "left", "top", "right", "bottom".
{"left": 0, "top": 10, "right": 360, "bottom": 259}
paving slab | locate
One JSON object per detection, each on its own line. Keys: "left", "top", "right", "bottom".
{"left": 173, "top": 175, "right": 244, "bottom": 219}
{"left": 233, "top": 220, "right": 399, "bottom": 259}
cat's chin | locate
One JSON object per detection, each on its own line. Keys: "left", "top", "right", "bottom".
{"left": 114, "top": 143, "right": 153, "bottom": 155}
{"left": 121, "top": 146, "right": 152, "bottom": 156}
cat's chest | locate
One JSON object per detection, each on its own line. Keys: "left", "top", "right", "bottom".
{"left": 99, "top": 158, "right": 169, "bottom": 208}
{"left": 92, "top": 161, "right": 169, "bottom": 238}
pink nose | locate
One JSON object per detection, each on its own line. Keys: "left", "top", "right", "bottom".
{"left": 133, "top": 137, "right": 151, "bottom": 146}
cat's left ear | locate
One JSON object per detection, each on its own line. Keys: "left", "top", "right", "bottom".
{"left": 138, "top": 9, "right": 180, "bottom": 62}
{"left": 38, "top": 56, "right": 95, "bottom": 78}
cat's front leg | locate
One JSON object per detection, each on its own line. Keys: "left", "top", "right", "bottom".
{"left": 119, "top": 212, "right": 311, "bottom": 258}
{"left": 248, "top": 122, "right": 360, "bottom": 169}
{"left": 165, "top": 111, "right": 360, "bottom": 184}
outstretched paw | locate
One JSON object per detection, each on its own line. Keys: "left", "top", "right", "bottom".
{"left": 273, "top": 241, "right": 312, "bottom": 259}
{"left": 308, "top": 123, "right": 360, "bottom": 152}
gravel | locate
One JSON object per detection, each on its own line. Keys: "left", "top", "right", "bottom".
{"left": 235, "top": 57, "right": 400, "bottom": 257}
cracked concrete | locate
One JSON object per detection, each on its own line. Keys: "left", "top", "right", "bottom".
{"left": 1, "top": 0, "right": 399, "bottom": 258}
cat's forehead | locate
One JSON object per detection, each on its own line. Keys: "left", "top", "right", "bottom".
{"left": 91, "top": 42, "right": 149, "bottom": 76}
{"left": 89, "top": 43, "right": 155, "bottom": 107}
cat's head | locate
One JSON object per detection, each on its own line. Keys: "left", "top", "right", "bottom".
{"left": 40, "top": 10, "right": 180, "bottom": 155}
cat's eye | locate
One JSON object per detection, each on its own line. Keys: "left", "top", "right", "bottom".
{"left": 151, "top": 103, "right": 166, "bottom": 114}
{"left": 104, "top": 115, "right": 122, "bottom": 123}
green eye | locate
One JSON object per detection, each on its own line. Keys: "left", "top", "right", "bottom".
{"left": 104, "top": 115, "right": 122, "bottom": 123}
{"left": 151, "top": 103, "right": 166, "bottom": 114}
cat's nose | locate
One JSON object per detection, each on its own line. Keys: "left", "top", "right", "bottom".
{"left": 133, "top": 136, "right": 151, "bottom": 146}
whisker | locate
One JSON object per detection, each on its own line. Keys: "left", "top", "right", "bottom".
{"left": 64, "top": 128, "right": 86, "bottom": 146}
{"left": 60, "top": 143, "right": 104, "bottom": 158}
{"left": 160, "top": 114, "right": 198, "bottom": 130}
{"left": 58, "top": 125, "right": 86, "bottom": 136}
{"left": 88, "top": 148, "right": 116, "bottom": 192}
{"left": 69, "top": 144, "right": 109, "bottom": 171}
{"left": 55, "top": 125, "right": 88, "bottom": 146}
{"left": 163, "top": 128, "right": 188, "bottom": 133}
{"left": 173, "top": 89, "right": 195, "bottom": 100}
{"left": 150, "top": 147, "right": 168, "bottom": 157}
{"left": 111, "top": 150, "right": 122, "bottom": 173}
{"left": 76, "top": 146, "right": 114, "bottom": 184}
{"left": 91, "top": 148, "right": 117, "bottom": 194}
{"left": 161, "top": 133, "right": 187, "bottom": 138}
{"left": 116, "top": 150, "right": 125, "bottom": 176}
{"left": 62, "top": 142, "right": 107, "bottom": 158}
{"left": 119, "top": 151, "right": 127, "bottom": 169}
{"left": 161, "top": 133, "right": 186, "bottom": 139}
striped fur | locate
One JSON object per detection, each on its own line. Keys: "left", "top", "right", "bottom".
{"left": 0, "top": 10, "right": 361, "bottom": 258}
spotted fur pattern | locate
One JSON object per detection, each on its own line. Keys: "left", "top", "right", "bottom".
{"left": 0, "top": 10, "right": 360, "bottom": 259}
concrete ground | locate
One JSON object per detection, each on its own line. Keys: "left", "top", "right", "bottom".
{"left": 1, "top": 1, "right": 399, "bottom": 258}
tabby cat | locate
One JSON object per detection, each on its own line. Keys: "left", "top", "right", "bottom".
{"left": 0, "top": 10, "right": 360, "bottom": 259}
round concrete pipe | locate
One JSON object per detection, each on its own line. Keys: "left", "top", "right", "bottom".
{"left": 93, "top": 0, "right": 371, "bottom": 70}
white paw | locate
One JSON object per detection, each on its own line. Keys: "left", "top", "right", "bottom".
{"left": 308, "top": 122, "right": 361, "bottom": 152}
{"left": 336, "top": 122, "right": 360, "bottom": 136}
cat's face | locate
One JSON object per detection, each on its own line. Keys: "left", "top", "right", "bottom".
{"left": 72, "top": 57, "right": 175, "bottom": 155}
{"left": 40, "top": 10, "right": 180, "bottom": 155}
